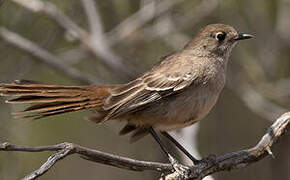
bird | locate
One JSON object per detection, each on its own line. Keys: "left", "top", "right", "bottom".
{"left": 0, "top": 23, "right": 253, "bottom": 166}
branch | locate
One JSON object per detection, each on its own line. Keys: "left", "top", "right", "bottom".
{"left": 141, "top": 0, "right": 219, "bottom": 43}
{"left": 79, "top": 0, "right": 137, "bottom": 79}
{"left": 237, "top": 83, "right": 288, "bottom": 121}
{"left": 11, "top": 0, "right": 87, "bottom": 41}
{"left": 106, "top": 0, "right": 186, "bottom": 46}
{"left": 226, "top": 74, "right": 288, "bottom": 122}
{"left": 181, "top": 111, "right": 289, "bottom": 180}
{"left": 81, "top": 0, "right": 104, "bottom": 41}
{"left": 0, "top": 142, "right": 172, "bottom": 180}
{"left": 0, "top": 112, "right": 289, "bottom": 180}
{"left": 0, "top": 27, "right": 99, "bottom": 85}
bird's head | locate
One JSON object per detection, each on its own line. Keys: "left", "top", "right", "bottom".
{"left": 185, "top": 24, "right": 253, "bottom": 58}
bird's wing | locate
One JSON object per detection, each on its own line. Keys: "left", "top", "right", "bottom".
{"left": 102, "top": 53, "right": 200, "bottom": 121}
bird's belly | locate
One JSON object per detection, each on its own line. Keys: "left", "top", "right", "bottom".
{"left": 130, "top": 84, "right": 221, "bottom": 131}
{"left": 154, "top": 92, "right": 219, "bottom": 131}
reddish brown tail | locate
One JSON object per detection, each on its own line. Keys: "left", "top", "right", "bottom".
{"left": 0, "top": 80, "right": 113, "bottom": 119}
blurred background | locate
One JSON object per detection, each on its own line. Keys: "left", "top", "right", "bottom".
{"left": 0, "top": 0, "right": 289, "bottom": 179}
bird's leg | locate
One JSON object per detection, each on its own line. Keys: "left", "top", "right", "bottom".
{"left": 161, "top": 131, "right": 200, "bottom": 165}
{"left": 148, "top": 127, "right": 170, "bottom": 157}
{"left": 148, "top": 127, "right": 191, "bottom": 178}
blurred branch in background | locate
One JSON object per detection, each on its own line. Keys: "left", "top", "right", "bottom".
{"left": 11, "top": 0, "right": 135, "bottom": 80}
{"left": 227, "top": 80, "right": 288, "bottom": 122}
{"left": 81, "top": 0, "right": 104, "bottom": 41}
{"left": 0, "top": 27, "right": 98, "bottom": 84}
{"left": 141, "top": 0, "right": 219, "bottom": 44}
{"left": 106, "top": 0, "right": 186, "bottom": 45}
{"left": 1, "top": 112, "right": 289, "bottom": 180}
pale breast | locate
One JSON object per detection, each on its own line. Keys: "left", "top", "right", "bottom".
{"left": 153, "top": 83, "right": 221, "bottom": 131}
{"left": 127, "top": 60, "right": 227, "bottom": 131}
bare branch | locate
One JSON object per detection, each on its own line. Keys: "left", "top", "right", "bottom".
{"left": 81, "top": 0, "right": 104, "bottom": 40}
{"left": 238, "top": 84, "right": 288, "bottom": 121}
{"left": 106, "top": 0, "right": 186, "bottom": 45}
{"left": 23, "top": 149, "right": 71, "bottom": 180}
{"left": 1, "top": 112, "right": 289, "bottom": 179}
{"left": 79, "top": 0, "right": 137, "bottom": 79}
{"left": 0, "top": 27, "right": 99, "bottom": 85}
{"left": 11, "top": 0, "right": 135, "bottom": 78}
{"left": 11, "top": 0, "right": 87, "bottom": 40}
{"left": 141, "top": 0, "right": 219, "bottom": 43}
{"left": 0, "top": 142, "right": 172, "bottom": 180}
{"left": 227, "top": 74, "right": 288, "bottom": 122}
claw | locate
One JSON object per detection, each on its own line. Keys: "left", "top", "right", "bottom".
{"left": 168, "top": 154, "right": 191, "bottom": 179}
{"left": 266, "top": 146, "right": 275, "bottom": 159}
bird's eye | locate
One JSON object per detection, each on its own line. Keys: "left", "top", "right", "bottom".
{"left": 215, "top": 32, "right": 226, "bottom": 41}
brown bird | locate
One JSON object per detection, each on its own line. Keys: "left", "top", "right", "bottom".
{"left": 0, "top": 24, "right": 252, "bottom": 166}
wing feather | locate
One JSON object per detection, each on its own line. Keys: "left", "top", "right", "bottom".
{"left": 103, "top": 53, "right": 199, "bottom": 121}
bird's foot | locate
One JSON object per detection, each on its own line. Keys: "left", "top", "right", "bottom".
{"left": 168, "top": 154, "right": 191, "bottom": 179}
{"left": 192, "top": 158, "right": 201, "bottom": 166}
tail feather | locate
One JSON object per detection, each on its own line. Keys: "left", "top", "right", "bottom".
{"left": 14, "top": 101, "right": 91, "bottom": 114}
{"left": 1, "top": 91, "right": 87, "bottom": 97}
{"left": 6, "top": 96, "right": 90, "bottom": 104}
{"left": 14, "top": 106, "right": 85, "bottom": 119}
{"left": 1, "top": 80, "right": 151, "bottom": 142}
{"left": 14, "top": 103, "right": 99, "bottom": 119}
{"left": 0, "top": 81, "right": 113, "bottom": 119}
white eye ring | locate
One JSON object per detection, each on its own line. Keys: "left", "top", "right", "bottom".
{"left": 215, "top": 32, "right": 226, "bottom": 41}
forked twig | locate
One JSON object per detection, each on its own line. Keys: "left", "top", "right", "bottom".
{"left": 1, "top": 112, "right": 289, "bottom": 180}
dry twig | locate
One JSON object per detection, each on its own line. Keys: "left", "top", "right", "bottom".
{"left": 1, "top": 112, "right": 289, "bottom": 180}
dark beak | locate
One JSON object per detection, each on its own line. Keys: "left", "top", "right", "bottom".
{"left": 234, "top": 33, "right": 254, "bottom": 41}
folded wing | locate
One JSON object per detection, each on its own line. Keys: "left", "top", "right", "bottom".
{"left": 103, "top": 53, "right": 199, "bottom": 121}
